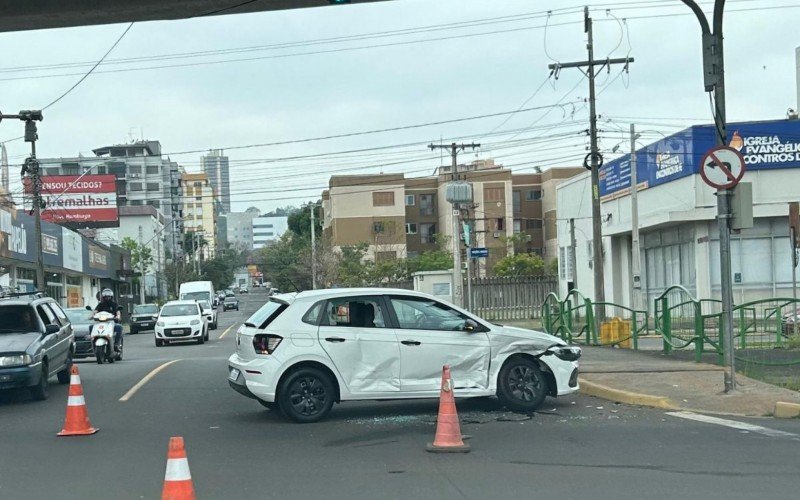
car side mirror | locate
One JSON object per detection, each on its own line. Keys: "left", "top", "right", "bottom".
{"left": 45, "top": 324, "right": 60, "bottom": 335}
{"left": 117, "top": 306, "right": 124, "bottom": 312}
{"left": 85, "top": 306, "right": 92, "bottom": 311}
{"left": 463, "top": 319, "right": 479, "bottom": 333}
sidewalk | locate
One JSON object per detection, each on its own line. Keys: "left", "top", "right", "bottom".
{"left": 578, "top": 345, "right": 800, "bottom": 418}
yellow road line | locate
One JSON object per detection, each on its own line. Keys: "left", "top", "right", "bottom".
{"left": 218, "top": 323, "right": 237, "bottom": 340}
{"left": 119, "top": 359, "right": 181, "bottom": 402}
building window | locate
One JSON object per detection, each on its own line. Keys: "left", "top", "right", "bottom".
{"left": 372, "top": 192, "right": 395, "bottom": 207}
{"left": 406, "top": 223, "right": 417, "bottom": 234}
{"left": 373, "top": 222, "right": 384, "bottom": 234}
{"left": 513, "top": 191, "right": 521, "bottom": 214}
{"left": 420, "top": 223, "right": 436, "bottom": 244}
{"left": 405, "top": 194, "right": 415, "bottom": 206}
{"left": 146, "top": 165, "right": 160, "bottom": 175}
{"left": 130, "top": 200, "right": 143, "bottom": 206}
{"left": 513, "top": 220, "right": 522, "bottom": 234}
{"left": 148, "top": 200, "right": 161, "bottom": 208}
{"left": 129, "top": 183, "right": 143, "bottom": 192}
{"left": 526, "top": 190, "right": 542, "bottom": 201}
{"left": 496, "top": 218, "right": 505, "bottom": 231}
{"left": 62, "top": 166, "right": 79, "bottom": 175}
{"left": 147, "top": 183, "right": 159, "bottom": 191}
{"left": 526, "top": 219, "right": 543, "bottom": 229}
{"left": 96, "top": 166, "right": 107, "bottom": 174}
{"left": 129, "top": 165, "right": 142, "bottom": 175}
{"left": 485, "top": 187, "right": 504, "bottom": 202}
{"left": 195, "top": 196, "right": 202, "bottom": 201}
{"left": 420, "top": 194, "right": 435, "bottom": 216}
{"left": 108, "top": 162, "right": 126, "bottom": 176}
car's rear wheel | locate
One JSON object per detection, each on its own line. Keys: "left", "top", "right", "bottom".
{"left": 30, "top": 364, "right": 49, "bottom": 401}
{"left": 277, "top": 367, "right": 335, "bottom": 423}
{"left": 497, "top": 357, "right": 548, "bottom": 412}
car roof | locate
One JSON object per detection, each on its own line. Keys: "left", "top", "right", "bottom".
{"left": 294, "top": 287, "right": 422, "bottom": 299}
{"left": 0, "top": 295, "right": 56, "bottom": 306}
{"left": 163, "top": 300, "right": 201, "bottom": 306}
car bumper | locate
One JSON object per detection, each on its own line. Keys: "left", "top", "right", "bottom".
{"left": 223, "top": 305, "right": 238, "bottom": 310}
{"left": 0, "top": 363, "right": 41, "bottom": 390}
{"left": 155, "top": 325, "right": 204, "bottom": 340}
{"left": 131, "top": 320, "right": 157, "bottom": 331}
{"left": 227, "top": 353, "right": 281, "bottom": 403}
{"left": 75, "top": 338, "right": 94, "bottom": 358}
{"left": 539, "top": 356, "right": 580, "bottom": 396}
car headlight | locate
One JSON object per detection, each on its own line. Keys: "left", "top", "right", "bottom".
{"left": 190, "top": 319, "right": 201, "bottom": 326}
{"left": 157, "top": 321, "right": 165, "bottom": 327}
{"left": 0, "top": 354, "right": 32, "bottom": 367}
{"left": 151, "top": 316, "right": 158, "bottom": 320}
{"left": 549, "top": 345, "right": 582, "bottom": 362}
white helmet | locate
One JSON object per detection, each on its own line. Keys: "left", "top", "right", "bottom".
{"left": 101, "top": 288, "right": 114, "bottom": 299}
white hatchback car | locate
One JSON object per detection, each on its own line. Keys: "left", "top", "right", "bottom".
{"left": 154, "top": 300, "right": 209, "bottom": 346}
{"left": 227, "top": 288, "right": 580, "bottom": 423}
{"left": 198, "top": 300, "right": 218, "bottom": 330}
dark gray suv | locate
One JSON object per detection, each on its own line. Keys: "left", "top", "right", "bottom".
{"left": 0, "top": 293, "right": 75, "bottom": 400}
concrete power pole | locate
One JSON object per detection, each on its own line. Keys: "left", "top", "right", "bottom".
{"left": 549, "top": 6, "right": 633, "bottom": 321}
{"left": 138, "top": 226, "right": 146, "bottom": 304}
{"left": 630, "top": 124, "right": 642, "bottom": 312}
{"left": 310, "top": 203, "right": 317, "bottom": 290}
{"left": 0, "top": 143, "right": 8, "bottom": 203}
{"left": 681, "top": 0, "right": 736, "bottom": 392}
{"left": 428, "top": 142, "right": 480, "bottom": 308}
{"left": 569, "top": 218, "right": 578, "bottom": 291}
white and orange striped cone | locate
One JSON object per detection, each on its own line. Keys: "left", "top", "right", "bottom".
{"left": 426, "top": 365, "right": 470, "bottom": 453}
{"left": 162, "top": 436, "right": 196, "bottom": 500}
{"left": 57, "top": 365, "right": 98, "bottom": 436}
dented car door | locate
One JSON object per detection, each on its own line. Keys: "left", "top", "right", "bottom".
{"left": 387, "top": 295, "right": 491, "bottom": 393}
{"left": 317, "top": 295, "right": 401, "bottom": 394}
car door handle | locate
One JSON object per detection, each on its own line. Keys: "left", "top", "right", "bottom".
{"left": 325, "top": 337, "right": 346, "bottom": 343}
{"left": 401, "top": 340, "right": 421, "bottom": 346}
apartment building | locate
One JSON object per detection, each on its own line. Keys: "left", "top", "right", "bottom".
{"left": 38, "top": 140, "right": 185, "bottom": 258}
{"left": 201, "top": 149, "right": 230, "bottom": 213}
{"left": 322, "top": 161, "right": 583, "bottom": 274}
{"left": 253, "top": 215, "right": 288, "bottom": 249}
{"left": 182, "top": 172, "right": 217, "bottom": 258}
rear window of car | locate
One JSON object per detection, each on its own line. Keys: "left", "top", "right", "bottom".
{"left": 245, "top": 300, "right": 288, "bottom": 329}
{"left": 224, "top": 297, "right": 236, "bottom": 303}
{"left": 65, "top": 309, "right": 93, "bottom": 325}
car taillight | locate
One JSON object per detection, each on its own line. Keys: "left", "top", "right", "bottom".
{"left": 252, "top": 334, "right": 282, "bottom": 355}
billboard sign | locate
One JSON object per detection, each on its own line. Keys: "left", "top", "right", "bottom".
{"left": 26, "top": 174, "right": 119, "bottom": 227}
{"left": 600, "top": 119, "right": 800, "bottom": 200}
{"left": 62, "top": 228, "right": 83, "bottom": 273}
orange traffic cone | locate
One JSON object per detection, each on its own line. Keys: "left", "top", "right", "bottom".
{"left": 162, "top": 437, "right": 196, "bottom": 500}
{"left": 426, "top": 365, "right": 470, "bottom": 453}
{"left": 57, "top": 365, "right": 98, "bottom": 436}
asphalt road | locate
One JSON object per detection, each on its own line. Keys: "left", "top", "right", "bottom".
{"left": 1, "top": 288, "right": 798, "bottom": 500}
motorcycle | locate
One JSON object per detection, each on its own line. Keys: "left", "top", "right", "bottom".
{"left": 87, "top": 307, "right": 123, "bottom": 364}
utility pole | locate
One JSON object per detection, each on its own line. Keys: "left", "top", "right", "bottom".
{"left": 155, "top": 228, "right": 162, "bottom": 299}
{"left": 310, "top": 203, "right": 318, "bottom": 290}
{"left": 569, "top": 218, "right": 578, "bottom": 291}
{"left": 630, "top": 124, "right": 642, "bottom": 312}
{"left": 428, "top": 142, "right": 480, "bottom": 308}
{"left": 1, "top": 110, "right": 46, "bottom": 292}
{"left": 681, "top": 0, "right": 735, "bottom": 392}
{"left": 138, "top": 225, "right": 146, "bottom": 304}
{"left": 549, "top": 6, "right": 633, "bottom": 320}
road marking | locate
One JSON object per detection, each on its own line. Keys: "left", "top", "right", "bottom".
{"left": 119, "top": 359, "right": 181, "bottom": 402}
{"left": 667, "top": 411, "right": 799, "bottom": 439}
{"left": 218, "top": 323, "right": 238, "bottom": 340}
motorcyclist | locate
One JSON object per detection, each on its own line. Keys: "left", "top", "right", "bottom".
{"left": 93, "top": 288, "right": 123, "bottom": 353}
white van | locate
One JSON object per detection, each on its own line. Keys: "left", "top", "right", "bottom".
{"left": 179, "top": 281, "right": 217, "bottom": 307}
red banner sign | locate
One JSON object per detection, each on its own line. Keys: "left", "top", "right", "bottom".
{"left": 26, "top": 174, "right": 119, "bottom": 226}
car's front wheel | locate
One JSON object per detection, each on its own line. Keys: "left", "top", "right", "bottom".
{"left": 278, "top": 367, "right": 335, "bottom": 423}
{"left": 30, "top": 364, "right": 49, "bottom": 401}
{"left": 497, "top": 357, "right": 548, "bottom": 412}
{"left": 155, "top": 338, "right": 163, "bottom": 347}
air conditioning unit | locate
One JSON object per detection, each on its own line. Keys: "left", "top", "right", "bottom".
{"left": 493, "top": 232, "right": 500, "bottom": 238}
{"left": 129, "top": 173, "right": 140, "bottom": 178}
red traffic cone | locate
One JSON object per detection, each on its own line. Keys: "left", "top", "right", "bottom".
{"left": 426, "top": 365, "right": 470, "bottom": 453}
{"left": 57, "top": 365, "right": 98, "bottom": 436}
{"left": 162, "top": 437, "right": 196, "bottom": 500}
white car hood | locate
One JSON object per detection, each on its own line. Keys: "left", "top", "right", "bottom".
{"left": 490, "top": 324, "right": 568, "bottom": 349}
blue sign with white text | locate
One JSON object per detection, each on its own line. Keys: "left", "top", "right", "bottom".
{"left": 599, "top": 119, "right": 800, "bottom": 199}
{"left": 470, "top": 247, "right": 489, "bottom": 258}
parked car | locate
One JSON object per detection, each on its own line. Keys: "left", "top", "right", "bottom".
{"left": 782, "top": 308, "right": 800, "bottom": 335}
{"left": 0, "top": 294, "right": 75, "bottom": 400}
{"left": 199, "top": 300, "right": 218, "bottom": 330}
{"left": 130, "top": 304, "right": 159, "bottom": 334}
{"left": 65, "top": 307, "right": 95, "bottom": 359}
{"left": 239, "top": 285, "right": 249, "bottom": 294}
{"left": 227, "top": 288, "right": 581, "bottom": 422}
{"left": 154, "top": 301, "right": 208, "bottom": 346}
{"left": 223, "top": 296, "right": 240, "bottom": 311}
{"left": 225, "top": 290, "right": 235, "bottom": 298}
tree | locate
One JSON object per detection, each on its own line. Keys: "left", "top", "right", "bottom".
{"left": 493, "top": 253, "right": 545, "bottom": 277}
{"left": 547, "top": 257, "right": 559, "bottom": 276}
{"left": 121, "top": 237, "right": 153, "bottom": 275}
{"left": 183, "top": 232, "right": 208, "bottom": 256}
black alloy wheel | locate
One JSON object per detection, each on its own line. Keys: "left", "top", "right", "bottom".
{"left": 497, "top": 357, "right": 547, "bottom": 412}
{"left": 278, "top": 368, "right": 335, "bottom": 423}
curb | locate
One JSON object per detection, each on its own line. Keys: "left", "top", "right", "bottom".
{"left": 774, "top": 402, "right": 800, "bottom": 419}
{"left": 579, "top": 378, "right": 676, "bottom": 410}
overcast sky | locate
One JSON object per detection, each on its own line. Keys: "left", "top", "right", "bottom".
{"left": 0, "top": 0, "right": 798, "bottom": 213}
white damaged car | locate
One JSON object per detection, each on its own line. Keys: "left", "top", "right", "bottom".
{"left": 227, "top": 288, "right": 580, "bottom": 422}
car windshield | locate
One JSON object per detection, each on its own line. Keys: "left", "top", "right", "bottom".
{"left": 0, "top": 305, "right": 39, "bottom": 333}
{"left": 134, "top": 305, "right": 158, "bottom": 315}
{"left": 65, "top": 308, "right": 94, "bottom": 325}
{"left": 161, "top": 304, "right": 198, "bottom": 317}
